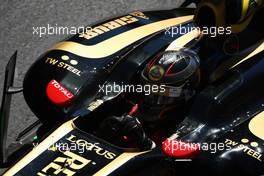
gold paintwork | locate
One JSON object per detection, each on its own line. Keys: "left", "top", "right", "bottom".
{"left": 249, "top": 111, "right": 264, "bottom": 140}
{"left": 49, "top": 16, "right": 194, "bottom": 59}
{"left": 231, "top": 40, "right": 264, "bottom": 68}
{"left": 211, "top": 40, "right": 264, "bottom": 81}
{"left": 4, "top": 117, "right": 147, "bottom": 176}
{"left": 165, "top": 28, "right": 201, "bottom": 51}
{"left": 3, "top": 120, "right": 76, "bottom": 176}
{"left": 239, "top": 0, "right": 249, "bottom": 22}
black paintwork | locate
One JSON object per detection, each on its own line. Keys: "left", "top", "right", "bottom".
{"left": 3, "top": 6, "right": 264, "bottom": 176}
{"left": 23, "top": 8, "right": 195, "bottom": 124}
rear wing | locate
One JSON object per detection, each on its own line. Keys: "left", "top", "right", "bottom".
{"left": 0, "top": 52, "right": 23, "bottom": 165}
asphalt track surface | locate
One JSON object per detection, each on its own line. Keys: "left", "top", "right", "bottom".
{"left": 0, "top": 0, "right": 185, "bottom": 172}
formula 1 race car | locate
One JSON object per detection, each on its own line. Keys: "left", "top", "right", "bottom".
{"left": 1, "top": 0, "right": 264, "bottom": 175}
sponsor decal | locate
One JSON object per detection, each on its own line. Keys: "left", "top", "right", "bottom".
{"left": 49, "top": 16, "right": 193, "bottom": 58}
{"left": 225, "top": 138, "right": 262, "bottom": 162}
{"left": 37, "top": 150, "right": 91, "bottom": 176}
{"left": 222, "top": 112, "right": 264, "bottom": 162}
{"left": 3, "top": 120, "right": 75, "bottom": 176}
{"left": 148, "top": 65, "right": 165, "bottom": 81}
{"left": 37, "top": 133, "right": 118, "bottom": 175}
{"left": 45, "top": 55, "right": 82, "bottom": 76}
{"left": 46, "top": 80, "right": 74, "bottom": 106}
{"left": 65, "top": 134, "right": 117, "bottom": 160}
{"left": 79, "top": 11, "right": 149, "bottom": 41}
{"left": 79, "top": 15, "right": 139, "bottom": 40}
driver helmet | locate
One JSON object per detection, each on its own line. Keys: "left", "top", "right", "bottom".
{"left": 140, "top": 48, "right": 200, "bottom": 107}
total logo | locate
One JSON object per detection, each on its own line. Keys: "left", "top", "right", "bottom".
{"left": 46, "top": 79, "right": 74, "bottom": 107}
{"left": 45, "top": 55, "right": 82, "bottom": 77}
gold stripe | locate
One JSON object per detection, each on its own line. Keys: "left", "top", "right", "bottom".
{"left": 231, "top": 40, "right": 264, "bottom": 68}
{"left": 3, "top": 120, "right": 75, "bottom": 175}
{"left": 249, "top": 111, "right": 264, "bottom": 140}
{"left": 165, "top": 28, "right": 201, "bottom": 51}
{"left": 211, "top": 40, "right": 264, "bottom": 81}
{"left": 240, "top": 0, "right": 250, "bottom": 22}
{"left": 93, "top": 152, "right": 146, "bottom": 176}
{"left": 49, "top": 16, "right": 194, "bottom": 59}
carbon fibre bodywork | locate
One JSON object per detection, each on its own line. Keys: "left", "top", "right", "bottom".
{"left": 1, "top": 4, "right": 264, "bottom": 176}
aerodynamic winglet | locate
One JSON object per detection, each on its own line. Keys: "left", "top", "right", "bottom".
{"left": 0, "top": 51, "right": 23, "bottom": 166}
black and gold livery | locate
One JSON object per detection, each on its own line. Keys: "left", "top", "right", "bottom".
{"left": 1, "top": 0, "right": 264, "bottom": 175}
